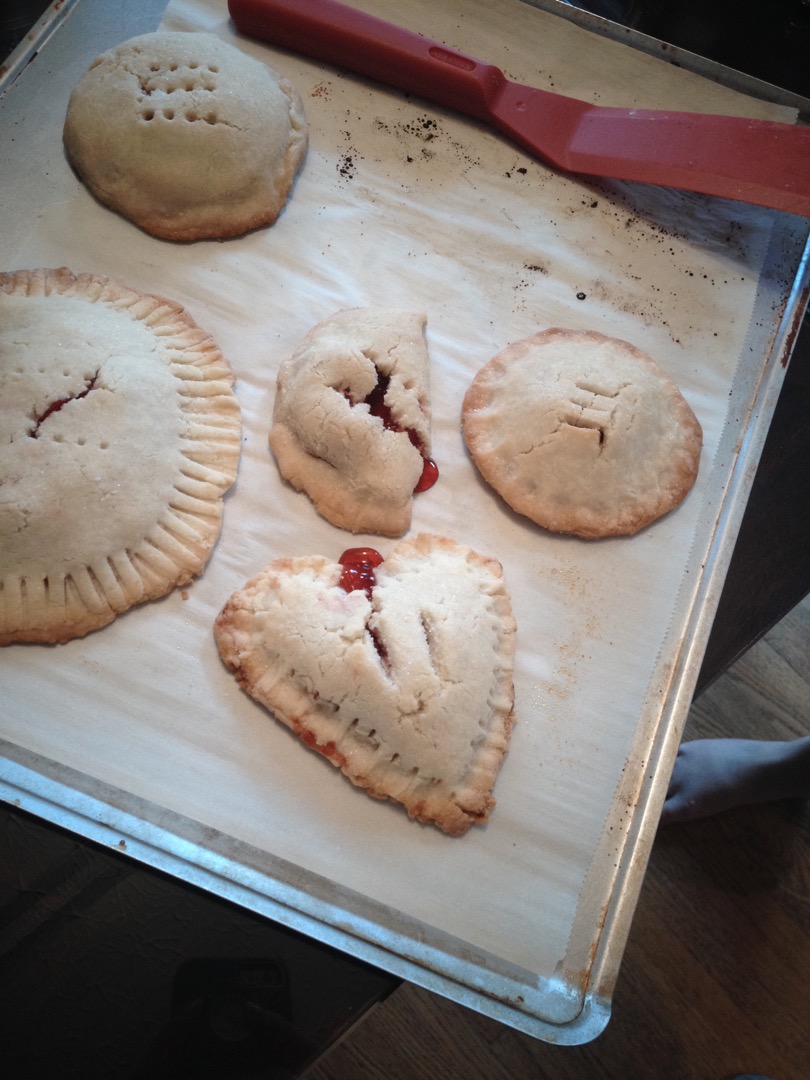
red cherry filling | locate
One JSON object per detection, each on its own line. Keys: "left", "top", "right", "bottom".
{"left": 29, "top": 372, "right": 99, "bottom": 439}
{"left": 338, "top": 546, "right": 383, "bottom": 598}
{"left": 364, "top": 373, "right": 395, "bottom": 430}
{"left": 342, "top": 371, "right": 439, "bottom": 494}
{"left": 414, "top": 457, "right": 439, "bottom": 493}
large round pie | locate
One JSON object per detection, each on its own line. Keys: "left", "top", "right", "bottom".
{"left": 63, "top": 31, "right": 308, "bottom": 241}
{"left": 0, "top": 267, "right": 241, "bottom": 644}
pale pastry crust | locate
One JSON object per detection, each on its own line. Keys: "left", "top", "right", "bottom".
{"left": 63, "top": 32, "right": 308, "bottom": 241}
{"left": 0, "top": 267, "right": 241, "bottom": 644}
{"left": 214, "top": 533, "right": 516, "bottom": 836}
{"left": 269, "top": 308, "right": 432, "bottom": 537}
{"left": 462, "top": 328, "right": 703, "bottom": 539}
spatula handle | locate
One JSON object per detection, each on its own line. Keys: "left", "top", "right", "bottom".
{"left": 228, "top": 0, "right": 506, "bottom": 120}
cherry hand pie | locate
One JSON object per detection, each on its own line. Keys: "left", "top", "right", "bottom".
{"left": 269, "top": 308, "right": 437, "bottom": 537}
{"left": 63, "top": 32, "right": 308, "bottom": 241}
{"left": 462, "top": 328, "right": 702, "bottom": 539}
{"left": 214, "top": 533, "right": 516, "bottom": 836}
{"left": 0, "top": 267, "right": 241, "bottom": 644}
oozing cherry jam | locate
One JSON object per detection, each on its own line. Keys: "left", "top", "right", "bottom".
{"left": 350, "top": 372, "right": 439, "bottom": 494}
{"left": 338, "top": 547, "right": 383, "bottom": 598}
{"left": 414, "top": 457, "right": 439, "bottom": 493}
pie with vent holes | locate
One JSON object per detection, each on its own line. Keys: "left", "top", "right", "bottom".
{"left": 63, "top": 31, "right": 308, "bottom": 241}
{"left": 462, "top": 328, "right": 702, "bottom": 539}
{"left": 269, "top": 308, "right": 437, "bottom": 537}
{"left": 214, "top": 534, "right": 516, "bottom": 836}
{"left": 0, "top": 267, "right": 241, "bottom": 644}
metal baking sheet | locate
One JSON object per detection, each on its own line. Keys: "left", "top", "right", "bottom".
{"left": 2, "top": 0, "right": 809, "bottom": 1044}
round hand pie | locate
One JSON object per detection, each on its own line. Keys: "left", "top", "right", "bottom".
{"left": 63, "top": 31, "right": 308, "bottom": 241}
{"left": 214, "top": 534, "right": 516, "bottom": 836}
{"left": 0, "top": 267, "right": 241, "bottom": 644}
{"left": 462, "top": 328, "right": 702, "bottom": 539}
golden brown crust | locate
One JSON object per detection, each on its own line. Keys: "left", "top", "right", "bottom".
{"left": 214, "top": 534, "right": 516, "bottom": 836}
{"left": 63, "top": 32, "right": 308, "bottom": 241}
{"left": 462, "top": 328, "right": 702, "bottom": 539}
{"left": 0, "top": 267, "right": 241, "bottom": 644}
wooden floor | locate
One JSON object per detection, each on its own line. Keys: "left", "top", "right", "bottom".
{"left": 306, "top": 597, "right": 810, "bottom": 1080}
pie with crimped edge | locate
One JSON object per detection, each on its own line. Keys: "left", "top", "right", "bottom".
{"left": 462, "top": 328, "right": 703, "bottom": 539}
{"left": 214, "top": 533, "right": 516, "bottom": 836}
{"left": 0, "top": 267, "right": 241, "bottom": 644}
{"left": 269, "top": 308, "right": 436, "bottom": 537}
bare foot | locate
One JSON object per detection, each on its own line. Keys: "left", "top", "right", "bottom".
{"left": 660, "top": 736, "right": 810, "bottom": 824}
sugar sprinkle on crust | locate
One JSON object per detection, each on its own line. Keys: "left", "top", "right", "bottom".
{"left": 462, "top": 328, "right": 702, "bottom": 539}
{"left": 214, "top": 533, "right": 516, "bottom": 836}
{"left": 0, "top": 267, "right": 241, "bottom": 644}
{"left": 269, "top": 308, "right": 432, "bottom": 537}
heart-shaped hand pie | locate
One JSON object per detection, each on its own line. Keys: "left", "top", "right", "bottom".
{"left": 269, "top": 308, "right": 437, "bottom": 537}
{"left": 214, "top": 534, "right": 516, "bottom": 835}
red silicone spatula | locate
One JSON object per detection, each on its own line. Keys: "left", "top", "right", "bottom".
{"left": 228, "top": 0, "right": 810, "bottom": 216}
